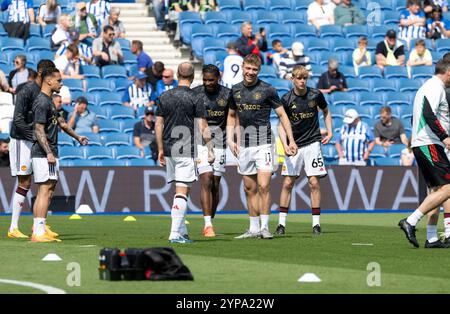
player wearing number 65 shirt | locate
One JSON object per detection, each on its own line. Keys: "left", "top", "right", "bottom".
{"left": 227, "top": 54, "right": 298, "bottom": 240}
{"left": 156, "top": 62, "right": 215, "bottom": 244}
{"left": 192, "top": 65, "right": 232, "bottom": 238}
{"left": 275, "top": 65, "right": 333, "bottom": 236}
{"left": 31, "top": 67, "right": 89, "bottom": 243}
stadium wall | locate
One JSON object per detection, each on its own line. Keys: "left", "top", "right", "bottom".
{"left": 0, "top": 166, "right": 419, "bottom": 213}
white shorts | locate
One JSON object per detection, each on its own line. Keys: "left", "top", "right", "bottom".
{"left": 166, "top": 156, "right": 197, "bottom": 184}
{"left": 282, "top": 141, "right": 327, "bottom": 178}
{"left": 9, "top": 138, "right": 33, "bottom": 176}
{"left": 237, "top": 144, "right": 274, "bottom": 175}
{"left": 32, "top": 158, "right": 59, "bottom": 183}
{"left": 338, "top": 159, "right": 367, "bottom": 166}
{"left": 196, "top": 145, "right": 226, "bottom": 176}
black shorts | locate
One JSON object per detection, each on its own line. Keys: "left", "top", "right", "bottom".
{"left": 413, "top": 144, "right": 450, "bottom": 188}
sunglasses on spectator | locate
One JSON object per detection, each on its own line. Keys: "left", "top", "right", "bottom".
{"left": 163, "top": 75, "right": 172, "bottom": 78}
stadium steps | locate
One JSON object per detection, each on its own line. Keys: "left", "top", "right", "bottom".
{"left": 119, "top": 0, "right": 202, "bottom": 84}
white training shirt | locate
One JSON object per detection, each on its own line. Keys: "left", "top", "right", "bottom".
{"left": 220, "top": 54, "right": 243, "bottom": 88}
{"left": 411, "top": 75, "right": 450, "bottom": 148}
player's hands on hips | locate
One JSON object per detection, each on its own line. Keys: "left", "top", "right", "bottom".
{"left": 444, "top": 137, "right": 450, "bottom": 150}
{"left": 288, "top": 142, "right": 298, "bottom": 156}
{"left": 321, "top": 134, "right": 332, "bottom": 145}
{"left": 158, "top": 151, "right": 165, "bottom": 167}
{"left": 207, "top": 147, "right": 215, "bottom": 164}
{"left": 77, "top": 136, "right": 89, "bottom": 146}
{"left": 47, "top": 153, "right": 56, "bottom": 165}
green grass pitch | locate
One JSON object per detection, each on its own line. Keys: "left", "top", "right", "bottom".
{"left": 0, "top": 213, "right": 449, "bottom": 294}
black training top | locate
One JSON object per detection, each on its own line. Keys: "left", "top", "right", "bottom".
{"left": 10, "top": 81, "right": 41, "bottom": 141}
{"left": 31, "top": 92, "right": 59, "bottom": 158}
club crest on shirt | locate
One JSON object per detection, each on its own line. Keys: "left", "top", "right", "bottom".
{"left": 217, "top": 98, "right": 226, "bottom": 107}
{"left": 307, "top": 99, "right": 316, "bottom": 108}
{"left": 253, "top": 92, "right": 262, "bottom": 100}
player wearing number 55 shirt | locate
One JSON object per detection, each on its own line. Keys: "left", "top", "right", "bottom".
{"left": 227, "top": 54, "right": 298, "bottom": 240}
{"left": 192, "top": 65, "right": 232, "bottom": 238}
{"left": 275, "top": 65, "right": 333, "bottom": 236}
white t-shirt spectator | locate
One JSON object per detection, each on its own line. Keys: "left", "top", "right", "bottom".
{"left": 307, "top": 1, "right": 334, "bottom": 27}
{"left": 38, "top": 4, "right": 61, "bottom": 23}
{"left": 352, "top": 48, "right": 372, "bottom": 75}
{"left": 54, "top": 55, "right": 76, "bottom": 76}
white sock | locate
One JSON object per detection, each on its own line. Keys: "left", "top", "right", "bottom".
{"left": 169, "top": 194, "right": 187, "bottom": 239}
{"left": 33, "top": 218, "right": 46, "bottom": 236}
{"left": 406, "top": 209, "right": 424, "bottom": 226}
{"left": 179, "top": 219, "right": 188, "bottom": 236}
{"left": 278, "top": 212, "right": 287, "bottom": 226}
{"left": 260, "top": 214, "right": 270, "bottom": 230}
{"left": 312, "top": 215, "right": 320, "bottom": 227}
{"left": 204, "top": 216, "right": 212, "bottom": 228}
{"left": 9, "top": 187, "right": 28, "bottom": 232}
{"left": 444, "top": 217, "right": 450, "bottom": 238}
{"left": 427, "top": 224, "right": 438, "bottom": 243}
{"left": 249, "top": 216, "right": 260, "bottom": 233}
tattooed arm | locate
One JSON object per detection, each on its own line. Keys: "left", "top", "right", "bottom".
{"left": 35, "top": 123, "right": 56, "bottom": 164}
{"left": 57, "top": 116, "right": 88, "bottom": 145}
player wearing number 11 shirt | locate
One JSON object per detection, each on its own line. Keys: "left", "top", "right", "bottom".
{"left": 275, "top": 65, "right": 333, "bottom": 236}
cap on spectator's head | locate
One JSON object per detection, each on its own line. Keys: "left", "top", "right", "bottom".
{"left": 343, "top": 109, "right": 359, "bottom": 124}
{"left": 76, "top": 96, "right": 88, "bottom": 105}
{"left": 386, "top": 29, "right": 396, "bottom": 39}
{"left": 291, "top": 42, "right": 304, "bottom": 56}
{"left": 77, "top": 2, "right": 86, "bottom": 10}
{"left": 135, "top": 71, "right": 148, "bottom": 80}
{"left": 69, "top": 28, "right": 79, "bottom": 41}
{"left": 145, "top": 107, "right": 154, "bottom": 115}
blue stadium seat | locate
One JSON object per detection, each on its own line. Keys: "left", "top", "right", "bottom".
{"left": 303, "top": 37, "right": 329, "bottom": 52}
{"left": 398, "top": 79, "right": 421, "bottom": 92}
{"left": 59, "top": 146, "right": 85, "bottom": 160}
{"left": 254, "top": 11, "right": 279, "bottom": 24}
{"left": 319, "top": 52, "right": 342, "bottom": 66}
{"left": 79, "top": 132, "right": 102, "bottom": 146}
{"left": 227, "top": 11, "right": 253, "bottom": 25}
{"left": 25, "top": 37, "right": 50, "bottom": 52}
{"left": 94, "top": 92, "right": 123, "bottom": 106}
{"left": 382, "top": 10, "right": 400, "bottom": 25}
{"left": 114, "top": 78, "right": 132, "bottom": 93}
{"left": 319, "top": 25, "right": 343, "bottom": 38}
{"left": 204, "top": 11, "right": 228, "bottom": 24}
{"left": 358, "top": 66, "right": 382, "bottom": 78}
{"left": 411, "top": 66, "right": 434, "bottom": 79}
{"left": 86, "top": 78, "right": 114, "bottom": 93}
{"left": 120, "top": 119, "right": 139, "bottom": 133}
{"left": 191, "top": 23, "right": 214, "bottom": 40}
{"left": 122, "top": 51, "right": 138, "bottom": 65}
{"left": 0, "top": 23, "right": 7, "bottom": 37}
{"left": 33, "top": 50, "right": 55, "bottom": 62}
{"left": 179, "top": 12, "right": 202, "bottom": 45}
{"left": 86, "top": 93, "right": 98, "bottom": 106}
{"left": 263, "top": 78, "right": 291, "bottom": 91}
{"left": 371, "top": 145, "right": 388, "bottom": 159}
{"left": 80, "top": 65, "right": 101, "bottom": 78}
{"left": 98, "top": 120, "right": 121, "bottom": 133}
{"left": 294, "top": 0, "right": 310, "bottom": 11}
{"left": 127, "top": 159, "right": 156, "bottom": 166}
{"left": 97, "top": 159, "right": 127, "bottom": 167}
{"left": 210, "top": 23, "right": 238, "bottom": 36}
{"left": 259, "top": 65, "right": 277, "bottom": 79}
{"left": 388, "top": 144, "right": 406, "bottom": 158}
{"left": 108, "top": 106, "right": 135, "bottom": 120}
{"left": 310, "top": 64, "right": 326, "bottom": 79}
{"left": 331, "top": 92, "right": 358, "bottom": 106}
{"left": 58, "top": 132, "right": 74, "bottom": 146}
{"left": 268, "top": 0, "right": 291, "bottom": 11}
{"left": 202, "top": 38, "right": 226, "bottom": 57}
{"left": 383, "top": 91, "right": 410, "bottom": 106}
{"left": 346, "top": 78, "right": 371, "bottom": 92}
{"left": 101, "top": 65, "right": 128, "bottom": 79}
{"left": 323, "top": 144, "right": 338, "bottom": 161}
{"left": 203, "top": 50, "right": 227, "bottom": 67}
{"left": 355, "top": 106, "right": 373, "bottom": 119}
{"left": 71, "top": 160, "right": 99, "bottom": 167}
{"left": 431, "top": 51, "right": 443, "bottom": 64}
{"left": 371, "top": 78, "right": 397, "bottom": 92}
{"left": 436, "top": 39, "right": 450, "bottom": 53}
{"left": 359, "top": 92, "right": 384, "bottom": 107}
{"left": 293, "top": 24, "right": 317, "bottom": 38}
{"left": 400, "top": 106, "right": 413, "bottom": 119}
{"left": 29, "top": 23, "right": 41, "bottom": 37}
{"left": 218, "top": 0, "right": 241, "bottom": 12}
{"left": 63, "top": 79, "right": 84, "bottom": 92}
{"left": 85, "top": 146, "right": 114, "bottom": 160}
{"left": 193, "top": 36, "right": 221, "bottom": 59}
{"left": 280, "top": 11, "right": 306, "bottom": 25}
{"left": 267, "top": 24, "right": 292, "bottom": 40}
{"left": 384, "top": 66, "right": 408, "bottom": 79}
{"left": 339, "top": 65, "right": 356, "bottom": 78}
{"left": 103, "top": 133, "right": 131, "bottom": 147}
{"left": 115, "top": 146, "right": 141, "bottom": 159}
{"left": 42, "top": 24, "right": 56, "bottom": 38}
{"left": 343, "top": 25, "right": 368, "bottom": 38}
{"left": 243, "top": 0, "right": 267, "bottom": 11}
{"left": 369, "top": 25, "right": 394, "bottom": 40}
{"left": 374, "top": 157, "right": 400, "bottom": 166}
{"left": 216, "top": 29, "right": 240, "bottom": 45}
{"left": 331, "top": 38, "right": 355, "bottom": 52}
{"left": 0, "top": 64, "right": 11, "bottom": 77}
{"left": 395, "top": 0, "right": 407, "bottom": 11}
{"left": 0, "top": 38, "right": 24, "bottom": 52}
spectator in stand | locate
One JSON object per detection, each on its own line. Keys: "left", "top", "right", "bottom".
{"left": 131, "top": 40, "right": 154, "bottom": 73}
{"left": 92, "top": 25, "right": 123, "bottom": 67}
{"left": 38, "top": 0, "right": 61, "bottom": 26}
{"left": 54, "top": 43, "right": 85, "bottom": 80}
{"left": 57, "top": 85, "right": 71, "bottom": 105}
{"left": 123, "top": 72, "right": 156, "bottom": 111}
{"left": 407, "top": 39, "right": 432, "bottom": 68}
{"left": 218, "top": 42, "right": 243, "bottom": 88}
{"left": 352, "top": 37, "right": 372, "bottom": 75}
{"left": 375, "top": 29, "right": 406, "bottom": 71}
{"left": 168, "top": 0, "right": 195, "bottom": 47}
{"left": 53, "top": 94, "right": 68, "bottom": 122}
{"left": 145, "top": 61, "right": 165, "bottom": 90}
{"left": 424, "top": 0, "right": 448, "bottom": 17}
{"left": 235, "top": 21, "right": 267, "bottom": 60}
{"left": 192, "top": 0, "right": 216, "bottom": 18}
{"left": 317, "top": 58, "right": 347, "bottom": 94}
{"left": 400, "top": 139, "right": 416, "bottom": 166}
{"left": 87, "top": 0, "right": 110, "bottom": 27}
{"left": 374, "top": 106, "right": 408, "bottom": 151}
{"left": 133, "top": 106, "right": 157, "bottom": 160}
{"left": 0, "top": 69, "right": 12, "bottom": 93}
{"left": 334, "top": 0, "right": 365, "bottom": 26}
{"left": 307, "top": 0, "right": 335, "bottom": 31}
{"left": 67, "top": 96, "right": 99, "bottom": 134}
{"left": 56, "top": 28, "right": 93, "bottom": 65}
{"left": 274, "top": 42, "right": 312, "bottom": 80}
{"left": 156, "top": 68, "right": 178, "bottom": 96}
{"left": 14, "top": 68, "right": 36, "bottom": 94}
{"left": 0, "top": 139, "right": 10, "bottom": 167}
{"left": 398, "top": 0, "right": 426, "bottom": 42}
{"left": 51, "top": 13, "right": 71, "bottom": 50}
{"left": 266, "top": 39, "right": 288, "bottom": 66}
{"left": 1, "top": 0, "right": 34, "bottom": 39}
{"left": 73, "top": 2, "right": 98, "bottom": 46}
{"left": 426, "top": 5, "right": 450, "bottom": 39}
{"left": 324, "top": 0, "right": 341, "bottom": 10}
{"left": 8, "top": 55, "right": 31, "bottom": 93}
{"left": 103, "top": 7, "right": 126, "bottom": 38}
{"left": 152, "top": 0, "right": 166, "bottom": 31}
{"left": 335, "top": 108, "right": 375, "bottom": 166}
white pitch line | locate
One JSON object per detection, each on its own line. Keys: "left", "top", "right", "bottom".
{"left": 78, "top": 245, "right": 97, "bottom": 248}
{"left": 0, "top": 279, "right": 66, "bottom": 294}
{"left": 352, "top": 243, "right": 374, "bottom": 246}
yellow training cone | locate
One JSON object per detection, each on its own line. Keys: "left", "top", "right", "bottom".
{"left": 123, "top": 216, "right": 137, "bottom": 222}
{"left": 69, "top": 214, "right": 82, "bottom": 220}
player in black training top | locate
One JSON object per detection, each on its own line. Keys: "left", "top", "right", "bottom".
{"left": 7, "top": 59, "right": 56, "bottom": 240}
{"left": 156, "top": 62, "right": 214, "bottom": 244}
{"left": 275, "top": 65, "right": 333, "bottom": 236}
{"left": 227, "top": 54, "right": 298, "bottom": 240}
{"left": 192, "top": 64, "right": 233, "bottom": 238}
{"left": 30, "top": 67, "right": 88, "bottom": 243}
